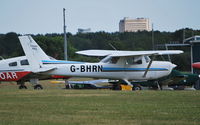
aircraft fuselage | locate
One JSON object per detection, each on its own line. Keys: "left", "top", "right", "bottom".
{"left": 42, "top": 56, "right": 175, "bottom": 81}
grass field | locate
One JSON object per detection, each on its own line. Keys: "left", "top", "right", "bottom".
{"left": 0, "top": 81, "right": 200, "bottom": 125}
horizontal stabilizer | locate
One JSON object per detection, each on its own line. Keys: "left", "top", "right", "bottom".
{"left": 33, "top": 67, "right": 57, "bottom": 73}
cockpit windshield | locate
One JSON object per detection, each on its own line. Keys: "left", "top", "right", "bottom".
{"left": 144, "top": 56, "right": 151, "bottom": 63}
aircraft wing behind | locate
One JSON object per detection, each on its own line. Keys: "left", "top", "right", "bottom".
{"left": 76, "top": 50, "right": 183, "bottom": 57}
{"left": 68, "top": 79, "right": 109, "bottom": 85}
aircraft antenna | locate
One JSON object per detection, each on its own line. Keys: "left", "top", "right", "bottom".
{"left": 63, "top": 8, "right": 68, "bottom": 60}
{"left": 109, "top": 43, "right": 117, "bottom": 50}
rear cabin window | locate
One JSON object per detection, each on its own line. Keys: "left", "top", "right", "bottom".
{"left": 9, "top": 62, "right": 17, "bottom": 67}
{"left": 20, "top": 59, "right": 29, "bottom": 65}
{"left": 109, "top": 57, "right": 119, "bottom": 64}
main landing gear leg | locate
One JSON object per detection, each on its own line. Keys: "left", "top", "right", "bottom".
{"left": 156, "top": 81, "right": 161, "bottom": 90}
{"left": 17, "top": 81, "right": 27, "bottom": 89}
{"left": 65, "top": 80, "right": 72, "bottom": 89}
{"left": 30, "top": 79, "right": 43, "bottom": 90}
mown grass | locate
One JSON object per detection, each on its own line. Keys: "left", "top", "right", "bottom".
{"left": 0, "top": 82, "right": 200, "bottom": 125}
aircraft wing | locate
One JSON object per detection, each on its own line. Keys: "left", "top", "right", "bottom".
{"left": 76, "top": 50, "right": 183, "bottom": 57}
{"left": 50, "top": 79, "right": 109, "bottom": 87}
{"left": 68, "top": 79, "right": 109, "bottom": 85}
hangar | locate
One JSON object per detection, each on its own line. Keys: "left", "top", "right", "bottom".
{"left": 157, "top": 36, "right": 200, "bottom": 89}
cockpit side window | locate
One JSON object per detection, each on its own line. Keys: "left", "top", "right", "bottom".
{"left": 9, "top": 62, "right": 17, "bottom": 67}
{"left": 135, "top": 59, "right": 142, "bottom": 64}
{"left": 20, "top": 59, "right": 29, "bottom": 66}
{"left": 126, "top": 58, "right": 134, "bottom": 64}
{"left": 126, "top": 57, "right": 142, "bottom": 65}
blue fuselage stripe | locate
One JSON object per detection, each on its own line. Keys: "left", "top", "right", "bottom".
{"left": 41, "top": 61, "right": 168, "bottom": 72}
{"left": 102, "top": 67, "right": 168, "bottom": 72}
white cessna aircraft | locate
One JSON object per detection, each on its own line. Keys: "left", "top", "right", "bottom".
{"left": 17, "top": 35, "right": 183, "bottom": 89}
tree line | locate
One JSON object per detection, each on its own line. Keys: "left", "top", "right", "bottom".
{"left": 0, "top": 28, "right": 200, "bottom": 71}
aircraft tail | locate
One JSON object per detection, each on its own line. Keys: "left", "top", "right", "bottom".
{"left": 18, "top": 35, "right": 51, "bottom": 72}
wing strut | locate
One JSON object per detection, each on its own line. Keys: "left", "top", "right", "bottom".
{"left": 143, "top": 55, "right": 155, "bottom": 77}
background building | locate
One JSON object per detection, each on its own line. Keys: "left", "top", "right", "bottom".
{"left": 78, "top": 28, "right": 91, "bottom": 33}
{"left": 119, "top": 17, "right": 151, "bottom": 32}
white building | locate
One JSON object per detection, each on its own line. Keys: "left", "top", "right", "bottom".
{"left": 119, "top": 17, "right": 151, "bottom": 32}
{"left": 78, "top": 28, "right": 91, "bottom": 33}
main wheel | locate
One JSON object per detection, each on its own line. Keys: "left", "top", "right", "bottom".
{"left": 19, "top": 85, "right": 27, "bottom": 89}
{"left": 34, "top": 84, "right": 43, "bottom": 90}
{"left": 133, "top": 86, "right": 142, "bottom": 90}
